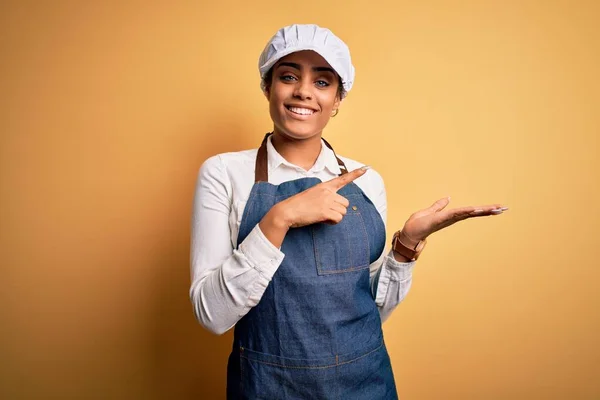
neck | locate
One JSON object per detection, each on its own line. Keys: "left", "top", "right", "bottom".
{"left": 270, "top": 129, "right": 323, "bottom": 172}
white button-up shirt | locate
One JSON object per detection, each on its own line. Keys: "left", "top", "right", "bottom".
{"left": 190, "top": 135, "right": 415, "bottom": 334}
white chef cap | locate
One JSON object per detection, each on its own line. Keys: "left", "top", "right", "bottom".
{"left": 258, "top": 24, "right": 355, "bottom": 98}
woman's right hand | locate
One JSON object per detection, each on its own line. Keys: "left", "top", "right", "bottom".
{"left": 278, "top": 166, "right": 369, "bottom": 228}
{"left": 259, "top": 166, "right": 369, "bottom": 247}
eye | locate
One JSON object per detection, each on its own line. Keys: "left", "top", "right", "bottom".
{"left": 315, "top": 80, "right": 330, "bottom": 88}
{"left": 279, "top": 74, "right": 297, "bottom": 82}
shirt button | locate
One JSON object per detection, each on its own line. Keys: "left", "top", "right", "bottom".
{"left": 352, "top": 206, "right": 358, "bottom": 211}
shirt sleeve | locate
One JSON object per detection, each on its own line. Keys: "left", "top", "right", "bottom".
{"left": 189, "top": 155, "right": 285, "bottom": 335}
{"left": 366, "top": 169, "right": 417, "bottom": 323}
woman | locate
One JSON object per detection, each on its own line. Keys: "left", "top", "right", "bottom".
{"left": 190, "top": 24, "right": 507, "bottom": 399}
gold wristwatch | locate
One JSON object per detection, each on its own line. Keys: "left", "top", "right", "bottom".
{"left": 391, "top": 231, "right": 427, "bottom": 261}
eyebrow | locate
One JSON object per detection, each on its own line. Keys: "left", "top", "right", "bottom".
{"left": 276, "top": 62, "right": 336, "bottom": 75}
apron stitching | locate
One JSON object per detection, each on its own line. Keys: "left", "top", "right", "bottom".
{"left": 345, "top": 205, "right": 355, "bottom": 268}
{"left": 357, "top": 210, "right": 371, "bottom": 266}
{"left": 239, "top": 342, "right": 383, "bottom": 370}
{"left": 312, "top": 226, "right": 322, "bottom": 272}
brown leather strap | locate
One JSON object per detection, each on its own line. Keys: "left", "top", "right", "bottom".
{"left": 254, "top": 132, "right": 271, "bottom": 182}
{"left": 391, "top": 231, "right": 427, "bottom": 261}
{"left": 254, "top": 132, "right": 348, "bottom": 183}
{"left": 321, "top": 136, "right": 348, "bottom": 175}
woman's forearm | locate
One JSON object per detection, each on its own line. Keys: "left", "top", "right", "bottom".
{"left": 259, "top": 204, "right": 290, "bottom": 248}
{"left": 190, "top": 224, "right": 285, "bottom": 335}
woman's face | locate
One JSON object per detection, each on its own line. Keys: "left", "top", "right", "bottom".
{"left": 265, "top": 50, "right": 341, "bottom": 141}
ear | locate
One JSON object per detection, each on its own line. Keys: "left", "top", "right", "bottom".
{"left": 333, "top": 96, "right": 341, "bottom": 111}
{"left": 263, "top": 87, "right": 270, "bottom": 100}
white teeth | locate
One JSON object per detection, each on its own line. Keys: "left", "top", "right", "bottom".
{"left": 288, "top": 106, "right": 314, "bottom": 115}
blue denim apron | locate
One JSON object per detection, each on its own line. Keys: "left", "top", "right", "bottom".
{"left": 227, "top": 133, "right": 398, "bottom": 399}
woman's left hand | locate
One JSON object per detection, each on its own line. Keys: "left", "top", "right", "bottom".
{"left": 399, "top": 197, "right": 508, "bottom": 247}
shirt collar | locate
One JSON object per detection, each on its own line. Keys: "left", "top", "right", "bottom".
{"left": 266, "top": 135, "right": 341, "bottom": 175}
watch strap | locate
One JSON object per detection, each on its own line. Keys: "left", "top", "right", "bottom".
{"left": 392, "top": 231, "right": 426, "bottom": 261}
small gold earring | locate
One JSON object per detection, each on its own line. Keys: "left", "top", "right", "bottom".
{"left": 331, "top": 109, "right": 339, "bottom": 117}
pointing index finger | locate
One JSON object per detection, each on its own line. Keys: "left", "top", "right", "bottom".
{"left": 327, "top": 166, "right": 370, "bottom": 191}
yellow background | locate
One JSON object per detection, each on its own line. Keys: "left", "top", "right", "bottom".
{"left": 1, "top": 1, "right": 598, "bottom": 399}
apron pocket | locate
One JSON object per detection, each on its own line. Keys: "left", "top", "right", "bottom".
{"left": 239, "top": 347, "right": 338, "bottom": 399}
{"left": 239, "top": 340, "right": 386, "bottom": 399}
{"left": 312, "top": 205, "right": 370, "bottom": 275}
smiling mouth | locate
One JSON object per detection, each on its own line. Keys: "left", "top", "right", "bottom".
{"left": 285, "top": 105, "right": 316, "bottom": 116}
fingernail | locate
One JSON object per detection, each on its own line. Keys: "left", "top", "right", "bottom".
{"left": 491, "top": 209, "right": 503, "bottom": 214}
{"left": 360, "top": 165, "right": 371, "bottom": 171}
{"left": 501, "top": 207, "right": 509, "bottom": 211}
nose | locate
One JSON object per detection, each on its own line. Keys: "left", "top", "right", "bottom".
{"left": 293, "top": 79, "right": 313, "bottom": 100}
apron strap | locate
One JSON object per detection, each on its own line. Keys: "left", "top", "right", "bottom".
{"left": 255, "top": 132, "right": 349, "bottom": 183}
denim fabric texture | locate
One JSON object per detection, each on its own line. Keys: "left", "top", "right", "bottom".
{"left": 226, "top": 176, "right": 398, "bottom": 400}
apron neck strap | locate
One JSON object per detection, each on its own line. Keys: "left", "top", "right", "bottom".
{"left": 255, "top": 132, "right": 349, "bottom": 183}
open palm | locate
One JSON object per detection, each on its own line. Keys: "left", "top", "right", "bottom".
{"left": 401, "top": 197, "right": 508, "bottom": 244}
